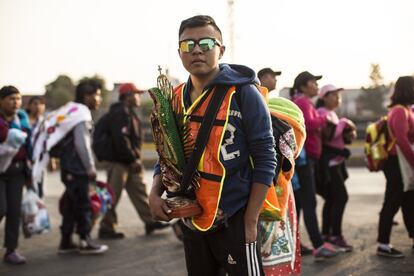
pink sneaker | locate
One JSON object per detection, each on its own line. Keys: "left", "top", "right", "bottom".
{"left": 313, "top": 242, "right": 339, "bottom": 262}
{"left": 3, "top": 250, "right": 26, "bottom": 265}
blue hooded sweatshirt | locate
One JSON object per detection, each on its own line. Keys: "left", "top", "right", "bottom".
{"left": 155, "top": 63, "right": 277, "bottom": 218}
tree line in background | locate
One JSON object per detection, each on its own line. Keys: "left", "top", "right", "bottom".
{"left": 43, "top": 64, "right": 412, "bottom": 140}
{"left": 44, "top": 74, "right": 112, "bottom": 110}
{"left": 357, "top": 63, "right": 390, "bottom": 118}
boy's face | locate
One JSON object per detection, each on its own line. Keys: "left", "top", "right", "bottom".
{"left": 84, "top": 89, "right": 102, "bottom": 111}
{"left": 324, "top": 90, "right": 341, "bottom": 109}
{"left": 126, "top": 92, "right": 141, "bottom": 107}
{"left": 0, "top": 93, "right": 21, "bottom": 116}
{"left": 178, "top": 25, "right": 225, "bottom": 78}
{"left": 29, "top": 99, "right": 45, "bottom": 116}
{"left": 261, "top": 74, "right": 277, "bottom": 91}
{"left": 301, "top": 80, "right": 319, "bottom": 97}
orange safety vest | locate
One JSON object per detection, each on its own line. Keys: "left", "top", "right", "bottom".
{"left": 173, "top": 83, "right": 280, "bottom": 231}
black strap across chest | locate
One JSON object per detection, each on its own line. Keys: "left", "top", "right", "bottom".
{"left": 180, "top": 85, "right": 229, "bottom": 195}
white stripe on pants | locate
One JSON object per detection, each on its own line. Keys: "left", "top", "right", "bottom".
{"left": 245, "top": 241, "right": 260, "bottom": 276}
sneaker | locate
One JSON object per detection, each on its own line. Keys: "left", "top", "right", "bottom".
{"left": 313, "top": 242, "right": 339, "bottom": 262}
{"left": 329, "top": 235, "right": 353, "bottom": 252}
{"left": 98, "top": 229, "right": 125, "bottom": 240}
{"left": 3, "top": 251, "right": 26, "bottom": 265}
{"left": 79, "top": 236, "right": 108, "bottom": 255}
{"left": 58, "top": 238, "right": 78, "bottom": 254}
{"left": 300, "top": 243, "right": 313, "bottom": 256}
{"left": 377, "top": 246, "right": 404, "bottom": 258}
{"left": 145, "top": 222, "right": 170, "bottom": 235}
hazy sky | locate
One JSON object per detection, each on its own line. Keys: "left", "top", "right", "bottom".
{"left": 1, "top": 0, "right": 413, "bottom": 94}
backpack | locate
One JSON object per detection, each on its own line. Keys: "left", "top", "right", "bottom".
{"left": 92, "top": 113, "right": 113, "bottom": 161}
{"left": 48, "top": 131, "right": 75, "bottom": 159}
{"left": 49, "top": 138, "right": 65, "bottom": 158}
{"left": 364, "top": 116, "right": 395, "bottom": 172}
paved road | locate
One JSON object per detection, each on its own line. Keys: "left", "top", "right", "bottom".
{"left": 0, "top": 168, "right": 413, "bottom": 276}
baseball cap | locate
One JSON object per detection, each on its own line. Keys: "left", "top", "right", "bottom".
{"left": 257, "top": 68, "right": 282, "bottom": 79}
{"left": 293, "top": 71, "right": 322, "bottom": 89}
{"left": 319, "top": 84, "right": 344, "bottom": 98}
{"left": 118, "top": 83, "right": 144, "bottom": 96}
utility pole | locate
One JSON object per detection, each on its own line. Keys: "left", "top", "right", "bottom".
{"left": 227, "top": 0, "right": 235, "bottom": 62}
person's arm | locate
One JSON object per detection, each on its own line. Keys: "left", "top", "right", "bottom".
{"left": 389, "top": 107, "right": 414, "bottom": 168}
{"left": 239, "top": 85, "right": 277, "bottom": 242}
{"left": 332, "top": 118, "right": 348, "bottom": 139}
{"left": 109, "top": 109, "right": 137, "bottom": 164}
{"left": 296, "top": 97, "right": 327, "bottom": 132}
{"left": 244, "top": 182, "right": 269, "bottom": 242}
{"left": 73, "top": 121, "right": 96, "bottom": 176}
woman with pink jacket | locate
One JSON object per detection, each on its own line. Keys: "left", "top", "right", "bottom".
{"left": 377, "top": 76, "right": 414, "bottom": 258}
{"left": 291, "top": 72, "right": 338, "bottom": 261}
{"left": 316, "top": 84, "right": 356, "bottom": 252}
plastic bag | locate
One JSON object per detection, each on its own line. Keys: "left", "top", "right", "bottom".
{"left": 21, "top": 189, "right": 51, "bottom": 238}
{"left": 89, "top": 181, "right": 114, "bottom": 221}
{"left": 0, "top": 144, "right": 18, "bottom": 173}
{"left": 397, "top": 144, "right": 414, "bottom": 192}
{"left": 58, "top": 180, "right": 114, "bottom": 227}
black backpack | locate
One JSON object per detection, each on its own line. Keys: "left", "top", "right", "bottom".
{"left": 49, "top": 135, "right": 71, "bottom": 158}
{"left": 92, "top": 113, "right": 113, "bottom": 161}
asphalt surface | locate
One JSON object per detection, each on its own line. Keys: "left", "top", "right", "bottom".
{"left": 0, "top": 167, "right": 413, "bottom": 276}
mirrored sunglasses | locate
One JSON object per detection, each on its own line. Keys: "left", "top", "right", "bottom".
{"left": 179, "top": 37, "right": 221, "bottom": 53}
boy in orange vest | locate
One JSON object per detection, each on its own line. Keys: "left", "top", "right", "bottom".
{"left": 149, "top": 15, "right": 277, "bottom": 276}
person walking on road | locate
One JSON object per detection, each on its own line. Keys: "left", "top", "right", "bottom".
{"left": 377, "top": 76, "right": 414, "bottom": 258}
{"left": 0, "top": 86, "right": 32, "bottom": 265}
{"left": 316, "top": 84, "right": 356, "bottom": 252}
{"left": 97, "top": 83, "right": 169, "bottom": 239}
{"left": 290, "top": 72, "right": 339, "bottom": 261}
{"left": 57, "top": 79, "right": 108, "bottom": 255}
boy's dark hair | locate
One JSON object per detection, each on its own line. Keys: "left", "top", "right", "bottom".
{"left": 0, "top": 85, "right": 20, "bottom": 99}
{"left": 75, "top": 79, "right": 101, "bottom": 103}
{"left": 179, "top": 15, "right": 222, "bottom": 41}
{"left": 389, "top": 76, "right": 414, "bottom": 107}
